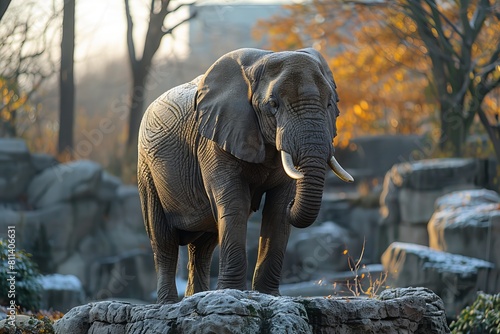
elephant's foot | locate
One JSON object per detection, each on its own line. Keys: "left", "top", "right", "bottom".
{"left": 253, "top": 285, "right": 280, "bottom": 297}
{"left": 157, "top": 292, "right": 179, "bottom": 304}
{"left": 216, "top": 279, "right": 247, "bottom": 291}
{"left": 156, "top": 283, "right": 179, "bottom": 304}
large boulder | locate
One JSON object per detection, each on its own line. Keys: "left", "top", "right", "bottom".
{"left": 379, "top": 158, "right": 481, "bottom": 248}
{"left": 87, "top": 249, "right": 156, "bottom": 302}
{"left": 331, "top": 135, "right": 424, "bottom": 182}
{"left": 0, "top": 155, "right": 151, "bottom": 301}
{"left": 282, "top": 221, "right": 362, "bottom": 284}
{"left": 27, "top": 160, "right": 103, "bottom": 208}
{"left": 38, "top": 274, "right": 85, "bottom": 313}
{"left": 0, "top": 203, "right": 74, "bottom": 273}
{"left": 428, "top": 189, "right": 500, "bottom": 268}
{"left": 106, "top": 185, "right": 149, "bottom": 254}
{"left": 0, "top": 138, "right": 34, "bottom": 201}
{"left": 381, "top": 242, "right": 494, "bottom": 317}
{"left": 54, "top": 288, "right": 449, "bottom": 334}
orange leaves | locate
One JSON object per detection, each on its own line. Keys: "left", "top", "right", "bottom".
{"left": 253, "top": 0, "right": 438, "bottom": 146}
{"left": 0, "top": 78, "right": 28, "bottom": 125}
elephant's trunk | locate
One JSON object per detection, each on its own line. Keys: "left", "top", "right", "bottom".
{"left": 286, "top": 156, "right": 327, "bottom": 229}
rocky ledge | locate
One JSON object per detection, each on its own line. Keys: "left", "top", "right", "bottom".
{"left": 54, "top": 287, "right": 449, "bottom": 334}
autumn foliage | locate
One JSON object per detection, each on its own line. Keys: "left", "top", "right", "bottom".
{"left": 253, "top": 0, "right": 500, "bottom": 156}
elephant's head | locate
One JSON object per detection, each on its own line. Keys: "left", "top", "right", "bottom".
{"left": 196, "top": 48, "right": 353, "bottom": 228}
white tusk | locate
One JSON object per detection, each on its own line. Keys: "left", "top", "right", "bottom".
{"left": 328, "top": 155, "right": 354, "bottom": 183}
{"left": 281, "top": 151, "right": 304, "bottom": 180}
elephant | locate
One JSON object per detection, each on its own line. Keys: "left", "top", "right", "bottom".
{"left": 137, "top": 47, "right": 353, "bottom": 304}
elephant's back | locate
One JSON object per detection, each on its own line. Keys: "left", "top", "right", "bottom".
{"left": 138, "top": 77, "right": 201, "bottom": 155}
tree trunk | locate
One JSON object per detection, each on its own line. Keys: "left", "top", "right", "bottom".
{"left": 439, "top": 99, "right": 466, "bottom": 157}
{"left": 126, "top": 67, "right": 147, "bottom": 150}
{"left": 58, "top": 0, "right": 75, "bottom": 156}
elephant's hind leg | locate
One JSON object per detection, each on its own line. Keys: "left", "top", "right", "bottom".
{"left": 138, "top": 158, "right": 179, "bottom": 304}
{"left": 185, "top": 232, "right": 218, "bottom": 296}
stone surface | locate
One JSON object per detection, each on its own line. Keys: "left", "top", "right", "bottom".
{"left": 0, "top": 138, "right": 34, "bottom": 201}
{"left": 30, "top": 152, "right": 58, "bottom": 174}
{"left": 0, "top": 203, "right": 74, "bottom": 273}
{"left": 88, "top": 249, "right": 156, "bottom": 302}
{"left": 282, "top": 221, "right": 362, "bottom": 284}
{"left": 107, "top": 185, "right": 149, "bottom": 253}
{"left": 27, "top": 160, "right": 103, "bottom": 208}
{"left": 0, "top": 155, "right": 153, "bottom": 302}
{"left": 379, "top": 158, "right": 482, "bottom": 251}
{"left": 0, "top": 314, "right": 53, "bottom": 332}
{"left": 332, "top": 135, "right": 424, "bottom": 181}
{"left": 380, "top": 159, "right": 480, "bottom": 224}
{"left": 54, "top": 288, "right": 450, "bottom": 334}
{"left": 428, "top": 192, "right": 500, "bottom": 267}
{"left": 381, "top": 242, "right": 494, "bottom": 317}
{"left": 38, "top": 274, "right": 86, "bottom": 312}
{"left": 434, "top": 188, "right": 500, "bottom": 211}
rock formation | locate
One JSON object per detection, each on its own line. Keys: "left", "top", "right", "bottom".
{"left": 54, "top": 287, "right": 449, "bottom": 334}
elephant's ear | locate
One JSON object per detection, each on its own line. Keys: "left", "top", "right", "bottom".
{"left": 196, "top": 49, "right": 269, "bottom": 163}
{"left": 297, "top": 48, "right": 337, "bottom": 91}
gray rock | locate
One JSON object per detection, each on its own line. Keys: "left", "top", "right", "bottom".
{"left": 428, "top": 189, "right": 500, "bottom": 268}
{"left": 30, "top": 152, "right": 59, "bottom": 174}
{"left": 398, "top": 185, "right": 476, "bottom": 225}
{"left": 434, "top": 189, "right": 500, "bottom": 211}
{"left": 381, "top": 242, "right": 494, "bottom": 317}
{"left": 58, "top": 253, "right": 87, "bottom": 289}
{"left": 38, "top": 274, "right": 85, "bottom": 312}
{"left": 97, "top": 171, "right": 121, "bottom": 202}
{"left": 88, "top": 249, "right": 156, "bottom": 302}
{"left": 379, "top": 287, "right": 449, "bottom": 334}
{"left": 107, "top": 185, "right": 153, "bottom": 253}
{"left": 380, "top": 159, "right": 480, "bottom": 225}
{"left": 0, "top": 204, "right": 74, "bottom": 272}
{"left": 282, "top": 221, "right": 362, "bottom": 284}
{"left": 0, "top": 315, "right": 52, "bottom": 332}
{"left": 331, "top": 135, "right": 424, "bottom": 181}
{"left": 53, "top": 288, "right": 450, "bottom": 334}
{"left": 27, "top": 160, "right": 102, "bottom": 208}
{"left": 392, "top": 158, "right": 479, "bottom": 191}
{"left": 378, "top": 159, "right": 482, "bottom": 251}
{"left": 349, "top": 207, "right": 380, "bottom": 263}
{"left": 0, "top": 138, "right": 34, "bottom": 201}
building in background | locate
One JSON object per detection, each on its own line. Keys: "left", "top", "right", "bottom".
{"left": 188, "top": 2, "right": 286, "bottom": 65}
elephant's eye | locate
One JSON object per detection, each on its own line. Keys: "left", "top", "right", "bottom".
{"left": 268, "top": 98, "right": 279, "bottom": 114}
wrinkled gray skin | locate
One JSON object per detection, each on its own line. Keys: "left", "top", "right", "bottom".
{"left": 137, "top": 48, "right": 352, "bottom": 304}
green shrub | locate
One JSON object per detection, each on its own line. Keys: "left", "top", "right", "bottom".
{"left": 450, "top": 292, "right": 500, "bottom": 334}
{"left": 0, "top": 238, "right": 42, "bottom": 311}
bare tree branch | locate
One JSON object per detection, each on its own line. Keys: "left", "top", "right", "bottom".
{"left": 163, "top": 11, "right": 197, "bottom": 35}
{"left": 124, "top": 0, "right": 137, "bottom": 68}
{"left": 124, "top": 0, "right": 197, "bottom": 153}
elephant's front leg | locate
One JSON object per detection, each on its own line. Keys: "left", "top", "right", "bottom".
{"left": 252, "top": 182, "right": 294, "bottom": 295}
{"left": 213, "top": 188, "right": 251, "bottom": 290}
{"left": 200, "top": 144, "right": 252, "bottom": 290}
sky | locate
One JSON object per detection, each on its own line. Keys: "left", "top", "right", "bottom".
{"left": 74, "top": 0, "right": 190, "bottom": 67}
{"left": 72, "top": 0, "right": 296, "bottom": 71}
{"left": 3, "top": 0, "right": 296, "bottom": 78}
